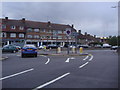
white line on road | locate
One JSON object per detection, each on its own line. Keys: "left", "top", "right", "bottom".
{"left": 83, "top": 55, "right": 89, "bottom": 60}
{"left": 89, "top": 55, "right": 94, "bottom": 61}
{"left": 0, "top": 68, "right": 34, "bottom": 81}
{"left": 45, "top": 58, "right": 50, "bottom": 64}
{"left": 79, "top": 62, "right": 89, "bottom": 68}
{"left": 65, "top": 58, "right": 70, "bottom": 62}
{"left": 40, "top": 55, "right": 47, "bottom": 57}
{"left": 33, "top": 72, "right": 70, "bottom": 89}
{"left": 70, "top": 57, "right": 75, "bottom": 59}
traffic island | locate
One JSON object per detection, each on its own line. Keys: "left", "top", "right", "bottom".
{"left": 39, "top": 53, "right": 89, "bottom": 56}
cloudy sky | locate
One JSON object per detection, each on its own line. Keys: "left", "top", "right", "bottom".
{"left": 2, "top": 2, "right": 118, "bottom": 37}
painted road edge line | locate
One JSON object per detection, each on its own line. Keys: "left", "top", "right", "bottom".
{"left": 45, "top": 58, "right": 50, "bottom": 64}
{"left": 0, "top": 68, "right": 34, "bottom": 81}
{"left": 79, "top": 62, "right": 89, "bottom": 68}
{"left": 33, "top": 72, "right": 70, "bottom": 89}
{"left": 83, "top": 55, "right": 89, "bottom": 60}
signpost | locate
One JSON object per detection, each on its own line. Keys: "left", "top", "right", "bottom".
{"left": 71, "top": 32, "right": 79, "bottom": 54}
{"left": 66, "top": 28, "right": 71, "bottom": 54}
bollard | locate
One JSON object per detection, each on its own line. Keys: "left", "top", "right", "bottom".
{"left": 44, "top": 46, "right": 46, "bottom": 50}
{"left": 57, "top": 47, "right": 61, "bottom": 53}
{"left": 72, "top": 46, "right": 75, "bottom": 53}
{"left": 80, "top": 47, "right": 83, "bottom": 54}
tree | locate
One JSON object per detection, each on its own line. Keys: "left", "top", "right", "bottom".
{"left": 107, "top": 36, "right": 118, "bottom": 46}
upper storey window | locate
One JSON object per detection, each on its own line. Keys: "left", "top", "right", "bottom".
{"left": 27, "top": 28, "right": 33, "bottom": 32}
{"left": 2, "top": 25, "right": 6, "bottom": 29}
{"left": 19, "top": 26, "right": 24, "bottom": 30}
{"left": 11, "top": 26, "right": 16, "bottom": 29}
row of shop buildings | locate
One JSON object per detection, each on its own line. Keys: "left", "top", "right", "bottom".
{"left": 0, "top": 17, "right": 101, "bottom": 47}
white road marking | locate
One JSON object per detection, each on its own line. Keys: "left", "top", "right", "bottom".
{"left": 45, "top": 58, "right": 50, "bottom": 64}
{"left": 70, "top": 57, "right": 75, "bottom": 59}
{"left": 83, "top": 55, "right": 89, "bottom": 60}
{"left": 65, "top": 58, "right": 70, "bottom": 62}
{"left": 0, "top": 68, "right": 34, "bottom": 81}
{"left": 34, "top": 72, "right": 70, "bottom": 89}
{"left": 40, "top": 55, "right": 47, "bottom": 57}
{"left": 17, "top": 55, "right": 21, "bottom": 56}
{"left": 89, "top": 55, "right": 94, "bottom": 61}
{"left": 65, "top": 57, "right": 75, "bottom": 63}
{"left": 79, "top": 62, "right": 89, "bottom": 68}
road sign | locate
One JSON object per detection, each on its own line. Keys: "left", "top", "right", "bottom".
{"left": 66, "top": 28, "right": 71, "bottom": 36}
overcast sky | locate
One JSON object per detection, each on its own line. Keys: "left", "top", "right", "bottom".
{"left": 2, "top": 2, "right": 118, "bottom": 37}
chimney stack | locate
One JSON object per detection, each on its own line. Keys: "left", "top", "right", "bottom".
{"left": 94, "top": 35, "right": 96, "bottom": 38}
{"left": 48, "top": 21, "right": 51, "bottom": 27}
{"left": 5, "top": 17, "right": 8, "bottom": 20}
{"left": 22, "top": 18, "right": 25, "bottom": 21}
{"left": 85, "top": 32, "right": 87, "bottom": 35}
{"left": 71, "top": 24, "right": 74, "bottom": 28}
{"left": 78, "top": 30, "right": 81, "bottom": 34}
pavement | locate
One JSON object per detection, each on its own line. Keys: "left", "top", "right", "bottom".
{"left": 1, "top": 49, "right": 118, "bottom": 89}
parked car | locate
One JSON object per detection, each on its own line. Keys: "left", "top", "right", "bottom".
{"left": 21, "top": 44, "right": 38, "bottom": 58}
{"left": 111, "top": 46, "right": 118, "bottom": 50}
{"left": 16, "top": 46, "right": 22, "bottom": 50}
{"left": 2, "top": 44, "right": 19, "bottom": 53}
{"left": 69, "top": 45, "right": 76, "bottom": 48}
{"left": 102, "top": 44, "right": 111, "bottom": 48}
{"left": 95, "top": 45, "right": 102, "bottom": 48}
{"left": 79, "top": 44, "right": 90, "bottom": 48}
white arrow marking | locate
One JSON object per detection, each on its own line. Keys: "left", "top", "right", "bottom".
{"left": 65, "top": 58, "right": 70, "bottom": 62}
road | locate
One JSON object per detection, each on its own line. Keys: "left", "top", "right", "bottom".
{"left": 1, "top": 50, "right": 118, "bottom": 89}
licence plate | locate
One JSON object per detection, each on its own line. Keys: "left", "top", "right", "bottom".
{"left": 27, "top": 49, "right": 32, "bottom": 50}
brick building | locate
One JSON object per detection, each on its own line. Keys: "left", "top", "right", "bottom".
{"left": 77, "top": 30, "right": 101, "bottom": 45}
{"left": 0, "top": 17, "right": 77, "bottom": 47}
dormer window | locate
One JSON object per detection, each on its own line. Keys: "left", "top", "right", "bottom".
{"left": 11, "top": 26, "right": 16, "bottom": 29}
{"left": 19, "top": 26, "right": 24, "bottom": 30}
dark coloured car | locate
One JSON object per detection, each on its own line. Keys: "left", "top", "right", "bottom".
{"left": 21, "top": 44, "right": 37, "bottom": 58}
{"left": 2, "top": 45, "right": 19, "bottom": 53}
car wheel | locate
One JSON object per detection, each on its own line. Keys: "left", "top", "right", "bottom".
{"left": 35, "top": 54, "right": 37, "bottom": 57}
{"left": 12, "top": 50, "right": 16, "bottom": 53}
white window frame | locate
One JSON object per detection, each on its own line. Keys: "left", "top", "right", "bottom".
{"left": 27, "top": 28, "right": 33, "bottom": 32}
{"left": 1, "top": 32, "right": 6, "bottom": 37}
{"left": 41, "top": 29, "right": 46, "bottom": 32}
{"left": 11, "top": 26, "right": 16, "bottom": 29}
{"left": 10, "top": 33, "right": 16, "bottom": 37}
{"left": 19, "top": 33, "right": 24, "bottom": 38}
{"left": 34, "top": 29, "right": 39, "bottom": 32}
{"left": 58, "top": 36, "right": 62, "bottom": 39}
{"left": 19, "top": 26, "right": 24, "bottom": 30}
{"left": 27, "top": 35, "right": 33, "bottom": 38}
{"left": 58, "top": 30, "right": 62, "bottom": 34}
{"left": 34, "top": 35, "right": 39, "bottom": 38}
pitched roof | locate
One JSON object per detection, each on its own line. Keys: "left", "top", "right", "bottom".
{"left": 1, "top": 18, "right": 76, "bottom": 30}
